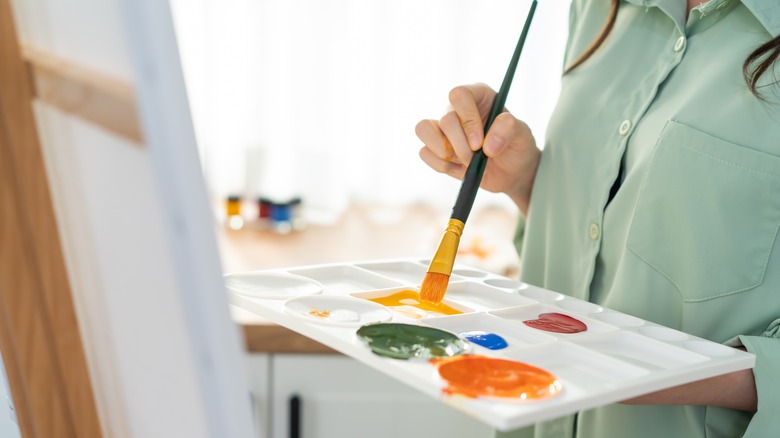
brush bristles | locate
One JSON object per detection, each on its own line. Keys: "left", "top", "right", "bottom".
{"left": 419, "top": 272, "right": 450, "bottom": 303}
{"left": 419, "top": 218, "right": 464, "bottom": 303}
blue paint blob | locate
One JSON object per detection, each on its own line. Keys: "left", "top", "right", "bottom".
{"left": 460, "top": 331, "right": 508, "bottom": 350}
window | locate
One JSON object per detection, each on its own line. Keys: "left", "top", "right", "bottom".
{"left": 171, "top": 0, "right": 569, "bottom": 222}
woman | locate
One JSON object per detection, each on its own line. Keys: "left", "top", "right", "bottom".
{"left": 416, "top": 0, "right": 780, "bottom": 436}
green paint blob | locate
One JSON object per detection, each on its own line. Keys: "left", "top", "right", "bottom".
{"left": 356, "top": 323, "right": 469, "bottom": 360}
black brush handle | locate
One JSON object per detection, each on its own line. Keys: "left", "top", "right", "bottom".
{"left": 451, "top": 0, "right": 537, "bottom": 223}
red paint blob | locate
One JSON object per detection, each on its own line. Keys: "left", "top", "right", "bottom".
{"left": 432, "top": 355, "right": 561, "bottom": 400}
{"left": 523, "top": 312, "right": 587, "bottom": 334}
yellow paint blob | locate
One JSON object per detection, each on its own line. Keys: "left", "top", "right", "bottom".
{"left": 366, "top": 290, "right": 463, "bottom": 319}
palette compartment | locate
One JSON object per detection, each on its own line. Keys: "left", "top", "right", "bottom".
{"left": 490, "top": 304, "right": 617, "bottom": 337}
{"left": 515, "top": 284, "right": 565, "bottom": 302}
{"left": 451, "top": 267, "right": 490, "bottom": 278}
{"left": 431, "top": 355, "right": 563, "bottom": 403}
{"left": 575, "top": 331, "right": 708, "bottom": 370}
{"left": 555, "top": 297, "right": 603, "bottom": 314}
{"left": 498, "top": 342, "right": 650, "bottom": 391}
{"left": 684, "top": 340, "right": 738, "bottom": 357}
{"left": 593, "top": 310, "right": 645, "bottom": 328}
{"left": 354, "top": 260, "right": 434, "bottom": 285}
{"left": 226, "top": 258, "right": 755, "bottom": 431}
{"left": 283, "top": 295, "right": 393, "bottom": 327}
{"left": 356, "top": 322, "right": 471, "bottom": 361}
{"left": 351, "top": 287, "right": 474, "bottom": 320}
{"left": 224, "top": 271, "right": 323, "bottom": 299}
{"left": 483, "top": 277, "right": 525, "bottom": 290}
{"left": 638, "top": 325, "right": 689, "bottom": 341}
{"left": 440, "top": 281, "right": 537, "bottom": 311}
{"left": 421, "top": 312, "right": 556, "bottom": 350}
{"left": 287, "top": 265, "right": 402, "bottom": 294}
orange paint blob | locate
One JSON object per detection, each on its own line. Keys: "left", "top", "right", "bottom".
{"left": 433, "top": 355, "right": 561, "bottom": 400}
{"left": 365, "top": 290, "right": 464, "bottom": 319}
{"left": 308, "top": 309, "right": 331, "bottom": 318}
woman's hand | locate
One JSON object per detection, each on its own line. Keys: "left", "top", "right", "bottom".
{"left": 416, "top": 83, "right": 541, "bottom": 216}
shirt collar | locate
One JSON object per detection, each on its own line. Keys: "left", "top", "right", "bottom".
{"left": 622, "top": 0, "right": 780, "bottom": 37}
{"left": 742, "top": 0, "right": 780, "bottom": 37}
{"left": 623, "top": 0, "right": 687, "bottom": 34}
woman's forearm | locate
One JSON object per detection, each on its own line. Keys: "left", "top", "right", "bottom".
{"left": 621, "top": 360, "right": 757, "bottom": 412}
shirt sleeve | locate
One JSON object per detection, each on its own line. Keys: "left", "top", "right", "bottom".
{"left": 727, "top": 319, "right": 780, "bottom": 436}
{"left": 513, "top": 215, "right": 526, "bottom": 259}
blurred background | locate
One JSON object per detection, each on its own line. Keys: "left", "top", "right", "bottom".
{"left": 168, "top": 0, "right": 570, "bottom": 275}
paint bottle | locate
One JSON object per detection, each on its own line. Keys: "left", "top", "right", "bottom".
{"left": 289, "top": 197, "right": 306, "bottom": 231}
{"left": 270, "top": 201, "right": 292, "bottom": 234}
{"left": 258, "top": 197, "right": 273, "bottom": 220}
{"left": 225, "top": 195, "right": 244, "bottom": 230}
{"left": 264, "top": 197, "right": 305, "bottom": 234}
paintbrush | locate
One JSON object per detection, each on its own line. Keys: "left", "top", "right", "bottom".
{"left": 419, "top": 0, "right": 538, "bottom": 303}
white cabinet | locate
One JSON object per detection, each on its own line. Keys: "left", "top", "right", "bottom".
{"left": 245, "top": 354, "right": 272, "bottom": 438}
{"left": 267, "top": 354, "right": 494, "bottom": 438}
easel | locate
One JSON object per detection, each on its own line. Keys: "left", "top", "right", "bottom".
{"left": 0, "top": 0, "right": 254, "bottom": 436}
{"left": 0, "top": 0, "right": 105, "bottom": 435}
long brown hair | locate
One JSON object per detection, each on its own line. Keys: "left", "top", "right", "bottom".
{"left": 563, "top": 0, "right": 780, "bottom": 98}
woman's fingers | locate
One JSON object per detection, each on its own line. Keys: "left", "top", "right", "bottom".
{"left": 419, "top": 146, "right": 466, "bottom": 180}
{"left": 415, "top": 119, "right": 459, "bottom": 163}
{"left": 448, "top": 85, "right": 487, "bottom": 151}
{"left": 438, "top": 110, "right": 473, "bottom": 165}
{"left": 483, "top": 112, "right": 532, "bottom": 158}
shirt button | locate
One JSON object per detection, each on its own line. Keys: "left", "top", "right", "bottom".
{"left": 674, "top": 36, "right": 686, "bottom": 52}
{"left": 619, "top": 120, "right": 632, "bottom": 136}
{"left": 589, "top": 223, "right": 600, "bottom": 241}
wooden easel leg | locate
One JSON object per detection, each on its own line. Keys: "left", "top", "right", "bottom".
{"left": 0, "top": 0, "right": 103, "bottom": 436}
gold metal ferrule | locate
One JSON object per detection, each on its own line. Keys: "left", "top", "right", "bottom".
{"left": 427, "top": 219, "right": 465, "bottom": 275}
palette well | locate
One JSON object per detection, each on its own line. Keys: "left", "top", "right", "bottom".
{"left": 224, "top": 271, "right": 323, "bottom": 299}
{"left": 227, "top": 258, "right": 755, "bottom": 431}
{"left": 284, "top": 295, "right": 392, "bottom": 327}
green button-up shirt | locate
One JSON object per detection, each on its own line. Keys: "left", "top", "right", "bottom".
{"left": 505, "top": 0, "right": 780, "bottom": 437}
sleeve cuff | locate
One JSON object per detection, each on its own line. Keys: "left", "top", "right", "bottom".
{"left": 734, "top": 332, "right": 780, "bottom": 436}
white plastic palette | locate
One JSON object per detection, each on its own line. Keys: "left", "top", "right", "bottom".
{"left": 227, "top": 258, "right": 755, "bottom": 431}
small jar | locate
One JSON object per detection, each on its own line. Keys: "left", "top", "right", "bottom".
{"left": 225, "top": 195, "right": 244, "bottom": 230}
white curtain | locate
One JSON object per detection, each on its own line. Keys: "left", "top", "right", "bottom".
{"left": 171, "top": 0, "right": 570, "bottom": 223}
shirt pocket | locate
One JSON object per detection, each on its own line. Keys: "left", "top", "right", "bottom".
{"left": 627, "top": 120, "right": 780, "bottom": 302}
